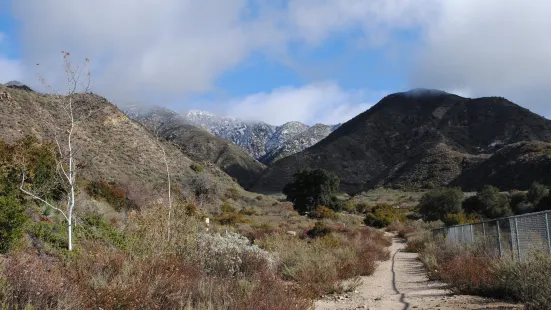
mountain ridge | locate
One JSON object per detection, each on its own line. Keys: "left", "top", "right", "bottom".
{"left": 181, "top": 110, "right": 340, "bottom": 163}
{"left": 252, "top": 90, "right": 551, "bottom": 193}
{"left": 124, "top": 105, "right": 266, "bottom": 189}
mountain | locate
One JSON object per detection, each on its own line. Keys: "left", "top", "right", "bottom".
{"left": 181, "top": 110, "right": 339, "bottom": 163}
{"left": 259, "top": 123, "right": 337, "bottom": 164}
{"left": 252, "top": 89, "right": 551, "bottom": 193}
{"left": 0, "top": 85, "right": 239, "bottom": 196}
{"left": 1, "top": 80, "right": 34, "bottom": 92}
{"left": 125, "top": 106, "right": 266, "bottom": 189}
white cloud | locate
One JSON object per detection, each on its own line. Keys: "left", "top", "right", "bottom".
{"left": 285, "top": 0, "right": 437, "bottom": 46}
{"left": 12, "top": 0, "right": 288, "bottom": 101}
{"left": 222, "top": 82, "right": 375, "bottom": 125}
{"left": 8, "top": 0, "right": 551, "bottom": 121}
{"left": 412, "top": 0, "right": 551, "bottom": 118}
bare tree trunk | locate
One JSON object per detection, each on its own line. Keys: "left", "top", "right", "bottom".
{"left": 20, "top": 52, "right": 90, "bottom": 251}
{"left": 158, "top": 142, "right": 172, "bottom": 242}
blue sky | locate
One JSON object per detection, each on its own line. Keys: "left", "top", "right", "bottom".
{"left": 1, "top": 0, "right": 550, "bottom": 125}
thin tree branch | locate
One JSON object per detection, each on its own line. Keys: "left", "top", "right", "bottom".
{"left": 20, "top": 172, "right": 69, "bottom": 221}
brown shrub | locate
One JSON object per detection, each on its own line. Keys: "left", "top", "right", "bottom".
{"left": 1, "top": 252, "right": 81, "bottom": 309}
{"left": 439, "top": 253, "right": 498, "bottom": 296}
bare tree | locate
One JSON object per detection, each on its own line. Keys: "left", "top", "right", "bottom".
{"left": 141, "top": 112, "right": 174, "bottom": 241}
{"left": 20, "top": 51, "right": 91, "bottom": 251}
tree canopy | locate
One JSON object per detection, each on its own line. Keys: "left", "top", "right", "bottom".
{"left": 418, "top": 187, "right": 463, "bottom": 222}
{"left": 282, "top": 169, "right": 341, "bottom": 215}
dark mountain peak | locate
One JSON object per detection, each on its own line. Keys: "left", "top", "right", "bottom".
{"left": 398, "top": 88, "right": 451, "bottom": 98}
{"left": 252, "top": 91, "right": 551, "bottom": 193}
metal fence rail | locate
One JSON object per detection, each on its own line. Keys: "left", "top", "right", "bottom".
{"left": 432, "top": 210, "right": 551, "bottom": 261}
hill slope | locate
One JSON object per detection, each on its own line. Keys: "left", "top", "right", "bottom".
{"left": 125, "top": 106, "right": 266, "bottom": 189}
{"left": 252, "top": 89, "right": 551, "bottom": 193}
{"left": 0, "top": 85, "right": 238, "bottom": 195}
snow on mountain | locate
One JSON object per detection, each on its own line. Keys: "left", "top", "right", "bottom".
{"left": 181, "top": 110, "right": 339, "bottom": 163}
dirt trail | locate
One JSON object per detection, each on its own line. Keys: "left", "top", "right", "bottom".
{"left": 316, "top": 235, "right": 522, "bottom": 310}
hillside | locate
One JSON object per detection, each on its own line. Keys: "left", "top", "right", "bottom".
{"left": 125, "top": 106, "right": 266, "bottom": 189}
{"left": 252, "top": 89, "right": 551, "bottom": 193}
{"left": 182, "top": 110, "right": 339, "bottom": 163}
{"left": 0, "top": 85, "right": 239, "bottom": 196}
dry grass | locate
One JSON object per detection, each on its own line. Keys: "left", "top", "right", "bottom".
{"left": 0, "top": 203, "right": 313, "bottom": 310}
{"left": 260, "top": 227, "right": 391, "bottom": 298}
{"left": 411, "top": 231, "right": 551, "bottom": 310}
{"left": 0, "top": 196, "right": 393, "bottom": 310}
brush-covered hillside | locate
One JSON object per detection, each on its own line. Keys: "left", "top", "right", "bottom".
{"left": 124, "top": 106, "right": 266, "bottom": 189}
{"left": 0, "top": 85, "right": 239, "bottom": 196}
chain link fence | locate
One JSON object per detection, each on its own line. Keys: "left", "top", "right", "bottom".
{"left": 432, "top": 210, "right": 551, "bottom": 260}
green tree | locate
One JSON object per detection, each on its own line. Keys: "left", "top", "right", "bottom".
{"left": 509, "top": 191, "right": 534, "bottom": 215}
{"left": 418, "top": 188, "right": 463, "bottom": 222}
{"left": 282, "top": 169, "right": 341, "bottom": 215}
{"left": 0, "top": 196, "right": 28, "bottom": 253}
{"left": 527, "top": 182, "right": 549, "bottom": 206}
{"left": 464, "top": 185, "right": 512, "bottom": 219}
{"left": 536, "top": 194, "right": 551, "bottom": 211}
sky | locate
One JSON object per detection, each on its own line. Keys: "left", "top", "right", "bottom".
{"left": 1, "top": 0, "right": 550, "bottom": 125}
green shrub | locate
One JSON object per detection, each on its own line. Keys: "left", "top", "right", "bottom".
{"left": 536, "top": 194, "right": 551, "bottom": 211}
{"left": 306, "top": 221, "right": 332, "bottom": 238}
{"left": 0, "top": 196, "right": 28, "bottom": 253}
{"left": 355, "top": 202, "right": 370, "bottom": 214}
{"left": 418, "top": 188, "right": 463, "bottom": 222}
{"left": 87, "top": 181, "right": 135, "bottom": 211}
{"left": 442, "top": 213, "right": 478, "bottom": 226}
{"left": 308, "top": 206, "right": 337, "bottom": 219}
{"left": 363, "top": 204, "right": 406, "bottom": 228}
{"left": 1, "top": 136, "right": 62, "bottom": 200}
{"left": 509, "top": 191, "right": 533, "bottom": 215}
{"left": 189, "top": 163, "right": 204, "bottom": 173}
{"left": 343, "top": 202, "right": 356, "bottom": 213}
{"left": 527, "top": 182, "right": 549, "bottom": 205}
{"left": 216, "top": 202, "right": 249, "bottom": 226}
{"left": 239, "top": 206, "right": 258, "bottom": 216}
{"left": 77, "top": 213, "right": 128, "bottom": 249}
{"left": 224, "top": 187, "right": 241, "bottom": 200}
{"left": 364, "top": 212, "right": 392, "bottom": 228}
{"left": 27, "top": 220, "right": 68, "bottom": 251}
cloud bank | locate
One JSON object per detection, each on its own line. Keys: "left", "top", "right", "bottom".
{"left": 223, "top": 82, "right": 376, "bottom": 125}
{"left": 6, "top": 0, "right": 551, "bottom": 122}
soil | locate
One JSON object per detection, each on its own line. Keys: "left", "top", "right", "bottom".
{"left": 315, "top": 235, "right": 523, "bottom": 310}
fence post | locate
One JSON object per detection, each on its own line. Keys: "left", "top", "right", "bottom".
{"left": 545, "top": 213, "right": 551, "bottom": 255}
{"left": 470, "top": 224, "right": 474, "bottom": 243}
{"left": 514, "top": 218, "right": 521, "bottom": 261}
{"left": 497, "top": 220, "right": 503, "bottom": 258}
{"left": 461, "top": 225, "right": 464, "bottom": 243}
{"left": 482, "top": 222, "right": 486, "bottom": 238}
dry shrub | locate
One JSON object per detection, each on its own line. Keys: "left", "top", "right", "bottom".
{"left": 439, "top": 253, "right": 499, "bottom": 296}
{"left": 494, "top": 253, "right": 551, "bottom": 310}
{"left": 1, "top": 205, "right": 311, "bottom": 310}
{"left": 417, "top": 232, "right": 551, "bottom": 310}
{"left": 1, "top": 251, "right": 81, "bottom": 309}
{"left": 261, "top": 228, "right": 391, "bottom": 298}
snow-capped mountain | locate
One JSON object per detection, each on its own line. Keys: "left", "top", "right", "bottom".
{"left": 182, "top": 110, "right": 339, "bottom": 163}
{"left": 259, "top": 123, "right": 337, "bottom": 164}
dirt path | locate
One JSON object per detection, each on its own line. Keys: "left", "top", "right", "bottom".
{"left": 315, "top": 235, "right": 522, "bottom": 310}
